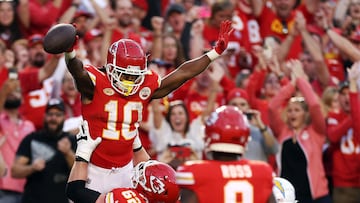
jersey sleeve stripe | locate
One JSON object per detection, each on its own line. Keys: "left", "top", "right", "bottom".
{"left": 176, "top": 172, "right": 195, "bottom": 185}
{"left": 88, "top": 71, "right": 96, "bottom": 85}
{"left": 105, "top": 192, "right": 114, "bottom": 203}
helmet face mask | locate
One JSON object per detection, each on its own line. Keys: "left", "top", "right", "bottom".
{"left": 131, "top": 160, "right": 180, "bottom": 203}
{"left": 106, "top": 39, "right": 148, "bottom": 96}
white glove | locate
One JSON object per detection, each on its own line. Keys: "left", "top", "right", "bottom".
{"left": 75, "top": 120, "right": 102, "bottom": 162}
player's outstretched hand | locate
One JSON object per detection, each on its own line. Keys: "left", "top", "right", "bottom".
{"left": 75, "top": 120, "right": 101, "bottom": 162}
{"left": 66, "top": 24, "right": 79, "bottom": 52}
{"left": 214, "top": 20, "right": 233, "bottom": 55}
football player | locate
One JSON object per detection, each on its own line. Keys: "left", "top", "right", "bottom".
{"left": 66, "top": 120, "right": 180, "bottom": 203}
{"left": 176, "top": 105, "right": 276, "bottom": 203}
{"left": 63, "top": 20, "right": 233, "bottom": 192}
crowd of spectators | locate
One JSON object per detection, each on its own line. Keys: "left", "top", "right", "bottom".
{"left": 0, "top": 0, "right": 360, "bottom": 202}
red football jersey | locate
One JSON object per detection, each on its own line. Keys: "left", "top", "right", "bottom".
{"left": 184, "top": 90, "right": 225, "bottom": 122}
{"left": 105, "top": 188, "right": 147, "bottom": 203}
{"left": 83, "top": 65, "right": 161, "bottom": 168}
{"left": 176, "top": 159, "right": 274, "bottom": 203}
{"left": 0, "top": 67, "right": 8, "bottom": 88}
{"left": 18, "top": 68, "right": 54, "bottom": 130}
{"left": 327, "top": 93, "right": 360, "bottom": 187}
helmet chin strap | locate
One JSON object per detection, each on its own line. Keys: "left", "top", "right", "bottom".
{"left": 122, "top": 80, "right": 135, "bottom": 96}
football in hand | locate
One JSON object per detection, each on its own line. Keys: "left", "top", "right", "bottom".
{"left": 43, "top": 24, "right": 76, "bottom": 54}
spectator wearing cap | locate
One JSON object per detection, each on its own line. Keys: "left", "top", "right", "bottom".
{"left": 17, "top": 34, "right": 61, "bottom": 130}
{"left": 226, "top": 87, "right": 278, "bottom": 163}
{"left": 71, "top": 10, "right": 93, "bottom": 38}
{"left": 82, "top": 28, "right": 103, "bottom": 67}
{"left": 326, "top": 62, "right": 360, "bottom": 203}
{"left": 132, "top": 0, "right": 154, "bottom": 51}
{"left": 151, "top": 2, "right": 197, "bottom": 60}
{"left": 0, "top": 72, "right": 35, "bottom": 203}
{"left": 165, "top": 3, "right": 186, "bottom": 39}
{"left": 11, "top": 98, "right": 76, "bottom": 203}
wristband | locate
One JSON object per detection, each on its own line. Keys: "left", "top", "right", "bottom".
{"left": 75, "top": 156, "right": 89, "bottom": 163}
{"left": 65, "top": 50, "right": 76, "bottom": 60}
{"left": 71, "top": 3, "right": 80, "bottom": 8}
{"left": 260, "top": 126, "right": 268, "bottom": 133}
{"left": 206, "top": 49, "right": 220, "bottom": 61}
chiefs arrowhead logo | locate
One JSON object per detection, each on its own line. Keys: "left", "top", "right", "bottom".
{"left": 150, "top": 176, "right": 166, "bottom": 194}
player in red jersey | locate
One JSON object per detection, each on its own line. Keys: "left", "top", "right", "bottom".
{"left": 176, "top": 105, "right": 276, "bottom": 203}
{"left": 66, "top": 120, "right": 180, "bottom": 203}
{"left": 63, "top": 20, "right": 233, "bottom": 192}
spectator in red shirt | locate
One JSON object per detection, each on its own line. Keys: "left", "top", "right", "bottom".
{"left": 278, "top": 11, "right": 333, "bottom": 96}
{"left": 251, "top": 0, "right": 318, "bottom": 59}
{"left": 18, "top": 34, "right": 60, "bottom": 130}
{"left": 326, "top": 62, "right": 360, "bottom": 203}
{"left": 18, "top": 0, "right": 64, "bottom": 36}
{"left": 0, "top": 41, "right": 9, "bottom": 88}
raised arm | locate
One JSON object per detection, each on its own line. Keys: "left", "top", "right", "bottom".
{"left": 65, "top": 33, "right": 95, "bottom": 101}
{"left": 317, "top": 8, "right": 360, "bottom": 62}
{"left": 296, "top": 12, "right": 330, "bottom": 88}
{"left": 38, "top": 55, "right": 61, "bottom": 83}
{"left": 57, "top": 0, "right": 81, "bottom": 23}
{"left": 150, "top": 16, "right": 165, "bottom": 60}
{"left": 291, "top": 59, "right": 326, "bottom": 134}
{"left": 268, "top": 70, "right": 296, "bottom": 137}
{"left": 17, "top": 0, "right": 30, "bottom": 29}
{"left": 66, "top": 120, "right": 103, "bottom": 203}
{"left": 347, "top": 62, "right": 360, "bottom": 134}
{"left": 249, "top": 0, "right": 265, "bottom": 17}
{"left": 152, "top": 20, "right": 233, "bottom": 99}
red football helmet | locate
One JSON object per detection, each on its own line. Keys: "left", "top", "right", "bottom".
{"left": 205, "top": 105, "right": 250, "bottom": 154}
{"left": 106, "top": 39, "right": 148, "bottom": 96}
{"left": 132, "top": 160, "right": 180, "bottom": 203}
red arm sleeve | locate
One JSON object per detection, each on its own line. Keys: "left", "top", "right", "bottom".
{"left": 279, "top": 76, "right": 290, "bottom": 86}
{"left": 29, "top": 2, "right": 60, "bottom": 28}
{"left": 247, "top": 70, "right": 266, "bottom": 107}
{"left": 268, "top": 83, "right": 295, "bottom": 137}
{"left": 327, "top": 117, "right": 352, "bottom": 144}
{"left": 349, "top": 92, "right": 360, "bottom": 143}
{"left": 220, "top": 75, "right": 236, "bottom": 98}
{"left": 296, "top": 78, "right": 326, "bottom": 134}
